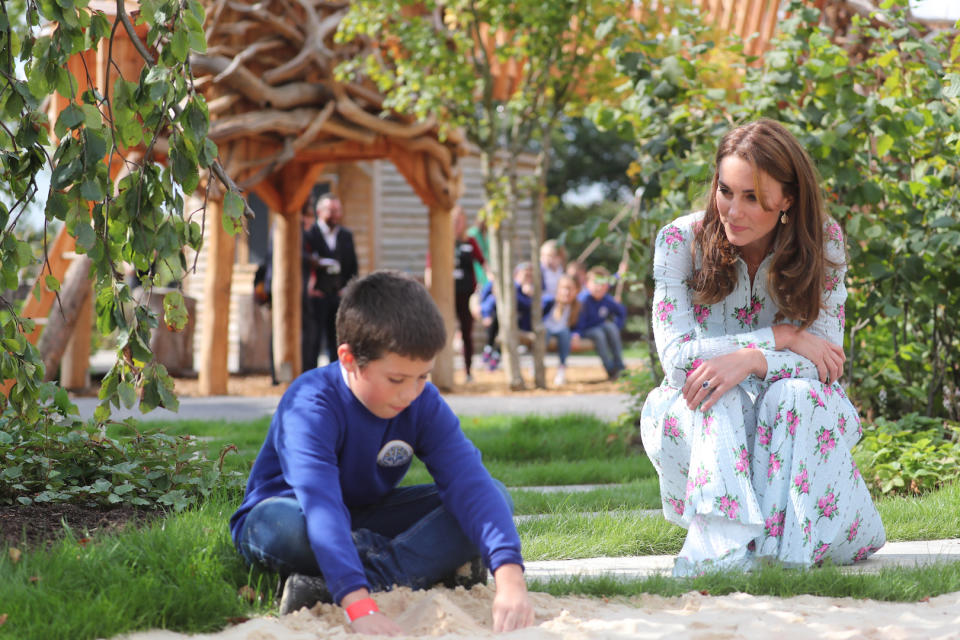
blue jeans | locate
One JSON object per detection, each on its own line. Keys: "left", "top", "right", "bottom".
{"left": 237, "top": 482, "right": 512, "bottom": 596}
{"left": 583, "top": 321, "right": 625, "bottom": 377}
{"left": 546, "top": 327, "right": 572, "bottom": 364}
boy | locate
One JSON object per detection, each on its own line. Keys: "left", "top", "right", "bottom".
{"left": 574, "top": 265, "right": 627, "bottom": 380}
{"left": 230, "top": 271, "right": 534, "bottom": 635}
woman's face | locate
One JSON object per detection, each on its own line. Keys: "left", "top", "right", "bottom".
{"left": 715, "top": 155, "right": 792, "bottom": 258}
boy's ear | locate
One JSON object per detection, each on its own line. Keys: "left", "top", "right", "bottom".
{"left": 337, "top": 344, "right": 356, "bottom": 369}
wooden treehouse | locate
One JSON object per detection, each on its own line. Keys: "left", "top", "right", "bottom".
{"left": 24, "top": 0, "right": 881, "bottom": 397}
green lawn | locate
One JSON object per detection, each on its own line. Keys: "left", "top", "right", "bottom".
{"left": 3, "top": 411, "right": 960, "bottom": 640}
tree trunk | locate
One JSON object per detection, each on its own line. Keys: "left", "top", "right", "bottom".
{"left": 428, "top": 203, "right": 455, "bottom": 390}
{"left": 38, "top": 255, "right": 93, "bottom": 382}
{"left": 529, "top": 123, "right": 551, "bottom": 389}
{"left": 499, "top": 154, "right": 524, "bottom": 390}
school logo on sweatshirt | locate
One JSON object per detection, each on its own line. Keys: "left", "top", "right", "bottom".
{"left": 377, "top": 440, "right": 413, "bottom": 467}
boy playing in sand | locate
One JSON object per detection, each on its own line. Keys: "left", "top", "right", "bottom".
{"left": 229, "top": 270, "right": 534, "bottom": 635}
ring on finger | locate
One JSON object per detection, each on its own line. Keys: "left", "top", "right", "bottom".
{"left": 702, "top": 380, "right": 710, "bottom": 389}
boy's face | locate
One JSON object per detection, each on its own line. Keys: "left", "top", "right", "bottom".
{"left": 338, "top": 346, "right": 435, "bottom": 419}
{"left": 586, "top": 277, "right": 609, "bottom": 300}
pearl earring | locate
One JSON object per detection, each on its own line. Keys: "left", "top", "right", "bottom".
{"left": 780, "top": 210, "right": 789, "bottom": 224}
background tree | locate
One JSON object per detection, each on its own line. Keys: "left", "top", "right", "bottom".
{"left": 338, "top": 0, "right": 631, "bottom": 388}
{"left": 0, "top": 0, "right": 247, "bottom": 508}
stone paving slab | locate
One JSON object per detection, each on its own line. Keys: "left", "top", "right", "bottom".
{"left": 523, "top": 539, "right": 960, "bottom": 581}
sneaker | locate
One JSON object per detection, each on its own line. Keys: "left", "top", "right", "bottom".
{"left": 278, "top": 573, "right": 332, "bottom": 615}
{"left": 553, "top": 366, "right": 566, "bottom": 386}
{"left": 465, "top": 373, "right": 474, "bottom": 383}
{"left": 441, "top": 556, "right": 488, "bottom": 590}
{"left": 488, "top": 350, "right": 500, "bottom": 371}
{"left": 481, "top": 346, "right": 493, "bottom": 365}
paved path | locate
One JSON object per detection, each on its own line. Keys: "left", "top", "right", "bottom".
{"left": 71, "top": 390, "right": 633, "bottom": 422}
{"left": 523, "top": 538, "right": 960, "bottom": 581}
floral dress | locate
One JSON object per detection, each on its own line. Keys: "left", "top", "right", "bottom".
{"left": 640, "top": 211, "right": 885, "bottom": 576}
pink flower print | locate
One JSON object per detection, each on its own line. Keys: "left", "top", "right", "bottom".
{"left": 854, "top": 546, "right": 871, "bottom": 562}
{"left": 802, "top": 517, "right": 812, "bottom": 545}
{"left": 808, "top": 388, "right": 826, "bottom": 409}
{"left": 732, "top": 295, "right": 763, "bottom": 328}
{"left": 785, "top": 409, "right": 800, "bottom": 436}
{"left": 850, "top": 459, "right": 861, "bottom": 480}
{"left": 826, "top": 222, "right": 843, "bottom": 244}
{"left": 685, "top": 358, "right": 704, "bottom": 378}
{"left": 656, "top": 297, "right": 677, "bottom": 325}
{"left": 836, "top": 303, "right": 845, "bottom": 331}
{"left": 668, "top": 497, "right": 686, "bottom": 516}
{"left": 663, "top": 414, "right": 683, "bottom": 443}
{"left": 822, "top": 383, "right": 834, "bottom": 396}
{"left": 823, "top": 272, "right": 840, "bottom": 292}
{"left": 661, "top": 225, "right": 685, "bottom": 252}
{"left": 767, "top": 452, "right": 782, "bottom": 480}
{"left": 702, "top": 412, "right": 715, "bottom": 437}
{"left": 764, "top": 508, "right": 786, "bottom": 538}
{"left": 694, "top": 465, "right": 711, "bottom": 488}
{"left": 734, "top": 445, "right": 750, "bottom": 477}
{"left": 817, "top": 487, "right": 838, "bottom": 520}
{"left": 716, "top": 494, "right": 741, "bottom": 520}
{"left": 769, "top": 366, "right": 794, "bottom": 382}
{"left": 680, "top": 331, "right": 694, "bottom": 343}
{"left": 757, "top": 421, "right": 772, "bottom": 447}
{"left": 815, "top": 426, "right": 837, "bottom": 460}
{"left": 813, "top": 541, "right": 831, "bottom": 564}
{"left": 855, "top": 413, "right": 863, "bottom": 437}
{"left": 693, "top": 304, "right": 711, "bottom": 326}
{"left": 793, "top": 463, "right": 810, "bottom": 495}
{"left": 837, "top": 414, "right": 847, "bottom": 435}
{"left": 847, "top": 513, "right": 861, "bottom": 542}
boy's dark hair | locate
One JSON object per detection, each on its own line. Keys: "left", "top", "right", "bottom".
{"left": 336, "top": 270, "right": 447, "bottom": 367}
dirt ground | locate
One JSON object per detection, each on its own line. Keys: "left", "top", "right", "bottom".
{"left": 169, "top": 360, "right": 627, "bottom": 398}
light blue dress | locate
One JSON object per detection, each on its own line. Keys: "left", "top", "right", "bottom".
{"left": 640, "top": 211, "right": 885, "bottom": 575}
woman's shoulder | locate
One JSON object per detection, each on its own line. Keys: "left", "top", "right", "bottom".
{"left": 656, "top": 211, "right": 704, "bottom": 252}
{"left": 821, "top": 216, "right": 847, "bottom": 263}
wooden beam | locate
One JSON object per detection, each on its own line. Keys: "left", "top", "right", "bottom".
{"left": 390, "top": 148, "right": 437, "bottom": 208}
{"left": 198, "top": 198, "right": 236, "bottom": 395}
{"left": 271, "top": 208, "right": 301, "bottom": 382}
{"left": 60, "top": 286, "right": 93, "bottom": 390}
{"left": 282, "top": 161, "right": 328, "bottom": 215}
{"left": 427, "top": 204, "right": 455, "bottom": 391}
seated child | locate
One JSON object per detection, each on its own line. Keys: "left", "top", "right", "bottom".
{"left": 574, "top": 265, "right": 627, "bottom": 379}
{"left": 229, "top": 270, "right": 534, "bottom": 635}
{"left": 480, "top": 262, "right": 535, "bottom": 365}
{"left": 542, "top": 274, "right": 581, "bottom": 386}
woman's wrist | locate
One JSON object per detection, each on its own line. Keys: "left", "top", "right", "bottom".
{"left": 772, "top": 324, "right": 797, "bottom": 351}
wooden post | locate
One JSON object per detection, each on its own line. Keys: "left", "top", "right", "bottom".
{"left": 37, "top": 255, "right": 93, "bottom": 381}
{"left": 198, "top": 198, "right": 236, "bottom": 395}
{"left": 428, "top": 203, "right": 455, "bottom": 390}
{"left": 60, "top": 283, "right": 93, "bottom": 389}
{"left": 272, "top": 209, "right": 302, "bottom": 381}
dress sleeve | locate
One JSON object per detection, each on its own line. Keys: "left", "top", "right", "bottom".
{"left": 759, "top": 219, "right": 848, "bottom": 382}
{"left": 652, "top": 218, "right": 777, "bottom": 388}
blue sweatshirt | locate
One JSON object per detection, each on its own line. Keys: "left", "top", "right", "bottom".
{"left": 575, "top": 291, "right": 626, "bottom": 333}
{"left": 229, "top": 363, "right": 523, "bottom": 603}
{"left": 480, "top": 282, "right": 533, "bottom": 331}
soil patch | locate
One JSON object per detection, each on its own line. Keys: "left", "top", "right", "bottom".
{"left": 0, "top": 502, "right": 154, "bottom": 549}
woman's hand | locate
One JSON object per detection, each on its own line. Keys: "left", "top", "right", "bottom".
{"left": 773, "top": 325, "right": 845, "bottom": 384}
{"left": 491, "top": 564, "right": 535, "bottom": 633}
{"left": 682, "top": 348, "right": 765, "bottom": 412}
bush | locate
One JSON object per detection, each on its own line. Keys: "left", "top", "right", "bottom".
{"left": 854, "top": 413, "right": 960, "bottom": 496}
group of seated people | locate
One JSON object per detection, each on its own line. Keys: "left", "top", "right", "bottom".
{"left": 477, "top": 240, "right": 627, "bottom": 385}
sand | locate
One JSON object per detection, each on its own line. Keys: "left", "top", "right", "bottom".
{"left": 111, "top": 585, "right": 960, "bottom": 639}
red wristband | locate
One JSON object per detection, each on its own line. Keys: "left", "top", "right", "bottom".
{"left": 345, "top": 597, "right": 379, "bottom": 622}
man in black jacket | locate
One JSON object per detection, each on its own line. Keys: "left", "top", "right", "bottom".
{"left": 303, "top": 194, "right": 359, "bottom": 369}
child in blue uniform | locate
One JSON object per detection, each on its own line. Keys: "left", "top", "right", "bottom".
{"left": 230, "top": 270, "right": 534, "bottom": 635}
{"left": 574, "top": 265, "right": 627, "bottom": 379}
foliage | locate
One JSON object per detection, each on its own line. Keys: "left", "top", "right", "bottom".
{"left": 547, "top": 117, "right": 636, "bottom": 201}
{"left": 0, "top": 390, "right": 243, "bottom": 509}
{"left": 0, "top": 1, "right": 246, "bottom": 508}
{"left": 596, "top": 1, "right": 960, "bottom": 422}
{"left": 854, "top": 413, "right": 960, "bottom": 496}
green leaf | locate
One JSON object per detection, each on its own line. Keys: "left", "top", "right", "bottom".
{"left": 162, "top": 290, "right": 189, "bottom": 332}
{"left": 118, "top": 381, "right": 137, "bottom": 409}
{"left": 222, "top": 190, "right": 245, "bottom": 236}
{"left": 75, "top": 221, "right": 96, "bottom": 251}
{"left": 876, "top": 133, "right": 894, "bottom": 157}
{"left": 44, "top": 274, "right": 60, "bottom": 293}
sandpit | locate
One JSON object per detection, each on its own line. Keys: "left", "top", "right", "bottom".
{"left": 113, "top": 584, "right": 960, "bottom": 639}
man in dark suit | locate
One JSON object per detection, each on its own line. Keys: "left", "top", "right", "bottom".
{"left": 302, "top": 194, "right": 358, "bottom": 369}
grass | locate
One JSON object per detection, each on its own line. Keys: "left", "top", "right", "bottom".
{"left": 5, "top": 411, "right": 959, "bottom": 638}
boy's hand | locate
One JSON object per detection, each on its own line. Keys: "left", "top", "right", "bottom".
{"left": 350, "top": 612, "right": 404, "bottom": 636}
{"left": 491, "top": 563, "right": 535, "bottom": 632}
{"left": 342, "top": 589, "right": 404, "bottom": 636}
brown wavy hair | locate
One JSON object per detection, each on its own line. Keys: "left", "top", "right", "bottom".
{"left": 689, "top": 119, "right": 834, "bottom": 329}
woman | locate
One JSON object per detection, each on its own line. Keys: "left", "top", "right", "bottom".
{"left": 543, "top": 274, "right": 581, "bottom": 386}
{"left": 640, "top": 119, "right": 884, "bottom": 576}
